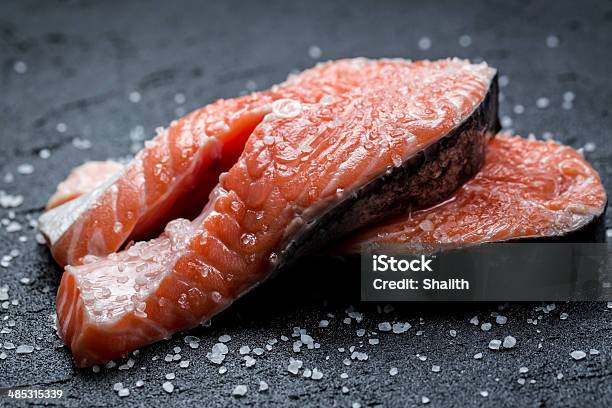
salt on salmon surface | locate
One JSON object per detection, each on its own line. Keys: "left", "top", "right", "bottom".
{"left": 343, "top": 135, "right": 607, "bottom": 253}
{"left": 53, "top": 58, "right": 499, "bottom": 366}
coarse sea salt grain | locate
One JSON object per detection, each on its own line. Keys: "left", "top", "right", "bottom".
{"left": 570, "top": 350, "right": 587, "bottom": 360}
{"left": 458, "top": 34, "right": 472, "bottom": 47}
{"left": 546, "top": 35, "right": 560, "bottom": 48}
{"left": 503, "top": 336, "right": 517, "bottom": 348}
{"left": 536, "top": 97, "right": 550, "bottom": 109}
{"left": 162, "top": 381, "right": 174, "bottom": 393}
{"left": 232, "top": 385, "right": 247, "bottom": 397}
{"left": 389, "top": 367, "right": 398, "bottom": 376}
{"left": 488, "top": 339, "right": 502, "bottom": 350}
{"left": 308, "top": 46, "right": 322, "bottom": 59}
{"left": 418, "top": 37, "right": 432, "bottom": 50}
{"left": 378, "top": 322, "right": 392, "bottom": 332}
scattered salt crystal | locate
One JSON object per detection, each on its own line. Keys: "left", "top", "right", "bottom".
{"left": 570, "top": 350, "right": 586, "bottom": 360}
{"left": 458, "top": 34, "right": 472, "bottom": 47}
{"left": 14, "top": 60, "right": 27, "bottom": 74}
{"left": 239, "top": 345, "right": 250, "bottom": 355}
{"left": 519, "top": 366, "right": 529, "bottom": 374}
{"left": 113, "top": 382, "right": 123, "bottom": 391}
{"left": 431, "top": 365, "right": 441, "bottom": 373}
{"left": 72, "top": 138, "right": 92, "bottom": 149}
{"left": 473, "top": 353, "right": 483, "bottom": 360}
{"left": 584, "top": 142, "right": 596, "bottom": 152}
{"left": 501, "top": 116, "right": 513, "bottom": 128}
{"left": 449, "top": 330, "right": 457, "bottom": 337}
{"left": 118, "top": 388, "right": 130, "bottom": 397}
{"left": 498, "top": 75, "right": 509, "bottom": 87}
{"left": 518, "top": 378, "right": 526, "bottom": 385}
{"left": 244, "top": 356, "right": 256, "bottom": 367}
{"left": 218, "top": 366, "right": 227, "bottom": 374}
{"left": 488, "top": 339, "right": 502, "bottom": 350}
{"left": 135, "top": 380, "right": 144, "bottom": 387}
{"left": 418, "top": 37, "right": 432, "bottom": 50}
{"left": 470, "top": 316, "right": 479, "bottom": 325}
{"left": 513, "top": 104, "right": 525, "bottom": 114}
{"left": 503, "top": 336, "right": 516, "bottom": 348}
{"left": 479, "top": 390, "right": 489, "bottom": 397}
{"left": 162, "top": 381, "right": 174, "bottom": 393}
{"left": 180, "top": 360, "right": 190, "bottom": 368}
{"left": 546, "top": 35, "right": 559, "bottom": 48}
{"left": 287, "top": 358, "right": 303, "bottom": 374}
{"left": 421, "top": 396, "right": 430, "bottom": 404}
{"left": 368, "top": 338, "right": 379, "bottom": 345}
{"left": 389, "top": 367, "right": 398, "bottom": 376}
{"left": 17, "top": 164, "right": 34, "bottom": 175}
{"left": 308, "top": 45, "right": 322, "bottom": 59}
{"left": 392, "top": 322, "right": 411, "bottom": 334}
{"left": 319, "top": 320, "right": 329, "bottom": 328}
{"left": 312, "top": 368, "right": 324, "bottom": 380}
{"left": 481, "top": 323, "right": 491, "bottom": 331}
{"left": 378, "top": 322, "right": 392, "bottom": 332}
{"left": 129, "top": 91, "right": 141, "bottom": 103}
{"left": 259, "top": 380, "right": 268, "bottom": 392}
{"left": 16, "top": 344, "right": 33, "bottom": 354}
{"left": 589, "top": 349, "right": 600, "bottom": 355}
{"left": 212, "top": 343, "right": 228, "bottom": 355}
{"left": 253, "top": 347, "right": 264, "bottom": 355}
{"left": 536, "top": 97, "right": 550, "bottom": 109}
{"left": 496, "top": 315, "right": 507, "bottom": 325}
{"left": 218, "top": 334, "right": 231, "bottom": 343}
{"left": 560, "top": 313, "right": 569, "bottom": 320}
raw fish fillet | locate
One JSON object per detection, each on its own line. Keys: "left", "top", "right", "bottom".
{"left": 55, "top": 58, "right": 499, "bottom": 366}
{"left": 343, "top": 135, "right": 607, "bottom": 253}
{"left": 39, "top": 59, "right": 404, "bottom": 267}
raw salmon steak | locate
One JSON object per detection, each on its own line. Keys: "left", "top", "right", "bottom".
{"left": 40, "top": 58, "right": 414, "bottom": 267}
{"left": 56, "top": 58, "right": 499, "bottom": 366}
{"left": 343, "top": 135, "right": 607, "bottom": 254}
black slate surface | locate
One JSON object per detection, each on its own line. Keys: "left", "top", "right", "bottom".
{"left": 1, "top": 0, "right": 611, "bottom": 406}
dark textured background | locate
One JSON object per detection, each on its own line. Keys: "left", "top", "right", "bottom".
{"left": 1, "top": 0, "right": 611, "bottom": 407}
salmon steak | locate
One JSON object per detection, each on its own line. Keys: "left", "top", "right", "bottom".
{"left": 53, "top": 58, "right": 499, "bottom": 366}
{"left": 41, "top": 58, "right": 426, "bottom": 267}
{"left": 343, "top": 135, "right": 607, "bottom": 254}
